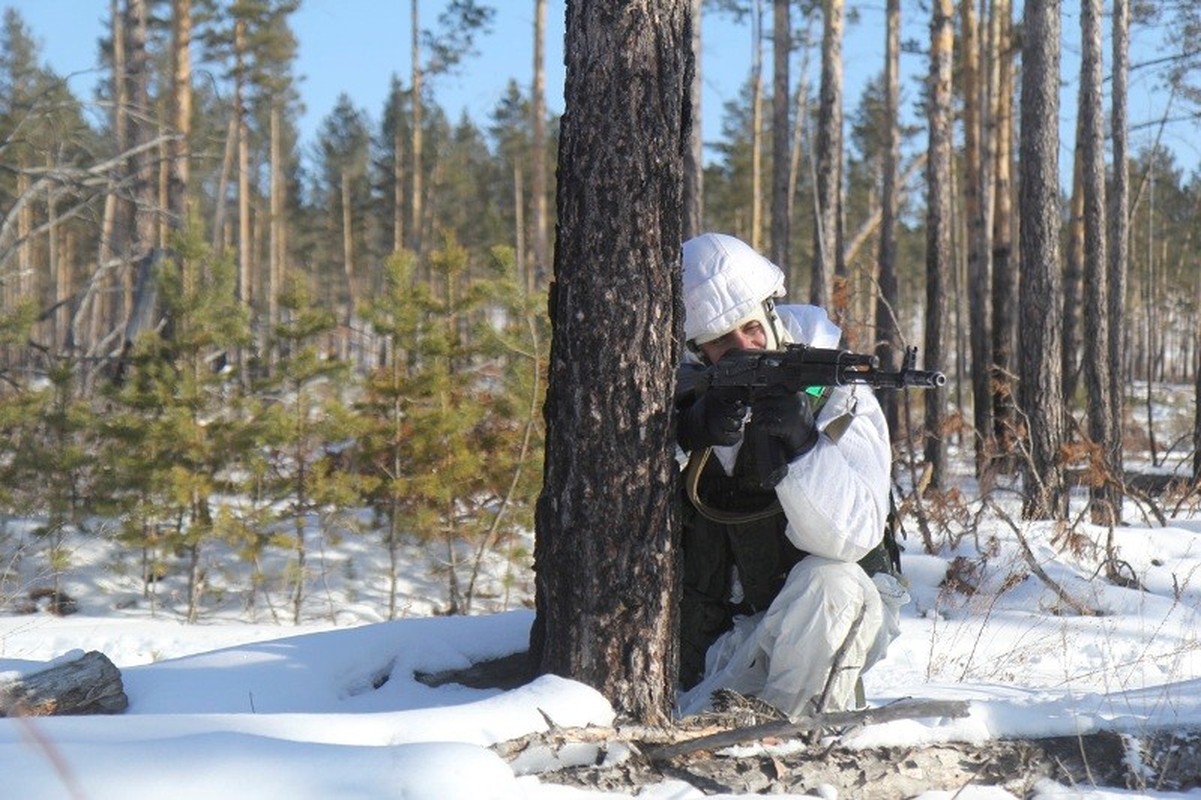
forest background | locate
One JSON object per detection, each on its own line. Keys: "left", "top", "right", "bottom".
{"left": 0, "top": 0, "right": 1200, "bottom": 634}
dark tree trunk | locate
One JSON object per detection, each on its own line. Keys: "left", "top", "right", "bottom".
{"left": 990, "top": 0, "right": 1018, "bottom": 467}
{"left": 1110, "top": 0, "right": 1132, "bottom": 493}
{"left": 1018, "top": 0, "right": 1068, "bottom": 520}
{"left": 961, "top": 0, "right": 993, "bottom": 479}
{"left": 875, "top": 0, "right": 901, "bottom": 443}
{"left": 1080, "top": 0, "right": 1116, "bottom": 524}
{"left": 923, "top": 0, "right": 953, "bottom": 489}
{"left": 531, "top": 0, "right": 692, "bottom": 725}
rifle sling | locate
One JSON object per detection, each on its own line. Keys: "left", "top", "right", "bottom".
{"left": 685, "top": 447, "right": 783, "bottom": 525}
{"left": 684, "top": 388, "right": 837, "bottom": 526}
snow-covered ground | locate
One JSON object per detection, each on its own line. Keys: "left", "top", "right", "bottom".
{"left": 2, "top": 444, "right": 1201, "bottom": 798}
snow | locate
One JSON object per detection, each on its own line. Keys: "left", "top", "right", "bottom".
{"left": 4, "top": 477, "right": 1201, "bottom": 797}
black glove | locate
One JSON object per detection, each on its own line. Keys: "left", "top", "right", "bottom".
{"left": 676, "top": 390, "right": 746, "bottom": 452}
{"left": 750, "top": 392, "right": 818, "bottom": 461}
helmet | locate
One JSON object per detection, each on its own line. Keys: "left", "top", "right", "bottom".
{"left": 682, "top": 233, "right": 786, "bottom": 348}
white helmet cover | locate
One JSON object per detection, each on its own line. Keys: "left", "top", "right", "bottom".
{"left": 682, "top": 233, "right": 786, "bottom": 345}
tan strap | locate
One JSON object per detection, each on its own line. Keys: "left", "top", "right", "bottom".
{"left": 684, "top": 447, "right": 782, "bottom": 525}
{"left": 682, "top": 387, "right": 841, "bottom": 526}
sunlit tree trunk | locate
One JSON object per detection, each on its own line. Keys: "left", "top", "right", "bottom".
{"left": 923, "top": 0, "right": 953, "bottom": 489}
{"left": 410, "top": 0, "right": 424, "bottom": 256}
{"left": 391, "top": 83, "right": 405, "bottom": 255}
{"left": 683, "top": 0, "right": 703, "bottom": 239}
{"left": 811, "top": 0, "right": 843, "bottom": 308}
{"left": 1018, "top": 0, "right": 1067, "bottom": 520}
{"left": 749, "top": 0, "right": 764, "bottom": 251}
{"left": 770, "top": 0, "right": 790, "bottom": 274}
{"left": 235, "top": 17, "right": 252, "bottom": 314}
{"left": 1080, "top": 0, "right": 1115, "bottom": 524}
{"left": 531, "top": 0, "right": 549, "bottom": 289}
{"left": 268, "top": 103, "right": 284, "bottom": 348}
{"left": 168, "top": 0, "right": 191, "bottom": 227}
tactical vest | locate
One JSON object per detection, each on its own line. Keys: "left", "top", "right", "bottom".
{"left": 677, "top": 436, "right": 900, "bottom": 690}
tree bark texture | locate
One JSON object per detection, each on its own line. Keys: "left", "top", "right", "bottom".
{"left": 960, "top": 0, "right": 993, "bottom": 477}
{"left": 532, "top": 0, "right": 692, "bottom": 725}
{"left": 1109, "top": 0, "right": 1132, "bottom": 490}
{"left": 749, "top": 0, "right": 764, "bottom": 251}
{"left": 875, "top": 0, "right": 901, "bottom": 443}
{"left": 990, "top": 0, "right": 1018, "bottom": 463}
{"left": 1080, "top": 0, "right": 1116, "bottom": 524}
{"left": 1018, "top": 0, "right": 1068, "bottom": 520}
{"left": 169, "top": 0, "right": 192, "bottom": 227}
{"left": 923, "top": 0, "right": 953, "bottom": 489}
{"left": 811, "top": 0, "right": 843, "bottom": 308}
{"left": 1062, "top": 128, "right": 1084, "bottom": 404}
{"left": 770, "top": 0, "right": 790, "bottom": 274}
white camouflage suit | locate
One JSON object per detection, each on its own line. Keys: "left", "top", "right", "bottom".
{"left": 676, "top": 233, "right": 909, "bottom": 718}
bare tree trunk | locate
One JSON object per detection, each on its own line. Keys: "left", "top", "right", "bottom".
{"left": 410, "top": 0, "right": 424, "bottom": 256}
{"left": 531, "top": 0, "right": 550, "bottom": 287}
{"left": 168, "top": 0, "right": 192, "bottom": 228}
{"left": 683, "top": 0, "right": 703, "bottom": 239}
{"left": 1109, "top": 0, "right": 1132, "bottom": 494}
{"left": 786, "top": 42, "right": 811, "bottom": 294}
{"left": 923, "top": 0, "right": 953, "bottom": 490}
{"left": 212, "top": 115, "right": 236, "bottom": 254}
{"left": 1062, "top": 126, "right": 1084, "bottom": 404}
{"left": 16, "top": 171, "right": 31, "bottom": 302}
{"left": 770, "top": 0, "right": 790, "bottom": 274}
{"left": 50, "top": 166, "right": 66, "bottom": 351}
{"left": 961, "top": 0, "right": 993, "bottom": 478}
{"left": 811, "top": 0, "right": 843, "bottom": 309}
{"left": 268, "top": 103, "right": 283, "bottom": 349}
{"left": 1018, "top": 0, "right": 1067, "bottom": 520}
{"left": 990, "top": 0, "right": 1018, "bottom": 467}
{"left": 531, "top": 0, "right": 691, "bottom": 725}
{"left": 514, "top": 162, "right": 526, "bottom": 290}
{"left": 749, "top": 0, "right": 764, "bottom": 251}
{"left": 341, "top": 170, "right": 355, "bottom": 330}
{"left": 126, "top": 0, "right": 156, "bottom": 264}
{"left": 876, "top": 0, "right": 901, "bottom": 444}
{"left": 392, "top": 83, "right": 405, "bottom": 254}
{"left": 1080, "top": 0, "right": 1115, "bottom": 524}
{"left": 235, "top": 17, "right": 252, "bottom": 315}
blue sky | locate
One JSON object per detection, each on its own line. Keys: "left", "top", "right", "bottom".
{"left": 3, "top": 0, "right": 1191, "bottom": 178}
{"left": 2, "top": 0, "right": 905, "bottom": 163}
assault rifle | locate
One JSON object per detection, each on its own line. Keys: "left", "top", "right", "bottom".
{"left": 677, "top": 344, "right": 944, "bottom": 484}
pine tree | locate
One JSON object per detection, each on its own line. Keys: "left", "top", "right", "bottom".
{"left": 99, "top": 226, "right": 250, "bottom": 621}
{"left": 358, "top": 237, "right": 539, "bottom": 616}
{"left": 253, "top": 274, "right": 361, "bottom": 624}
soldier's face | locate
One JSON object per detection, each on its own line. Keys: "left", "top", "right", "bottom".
{"left": 699, "top": 319, "right": 768, "bottom": 363}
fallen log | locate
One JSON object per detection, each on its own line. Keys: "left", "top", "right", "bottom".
{"left": 492, "top": 697, "right": 970, "bottom": 772}
{"left": 0, "top": 650, "right": 128, "bottom": 717}
{"left": 645, "top": 698, "right": 971, "bottom": 762}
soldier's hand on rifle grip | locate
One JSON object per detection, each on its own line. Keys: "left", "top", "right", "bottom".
{"left": 751, "top": 392, "right": 818, "bottom": 462}
{"left": 677, "top": 390, "right": 747, "bottom": 452}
